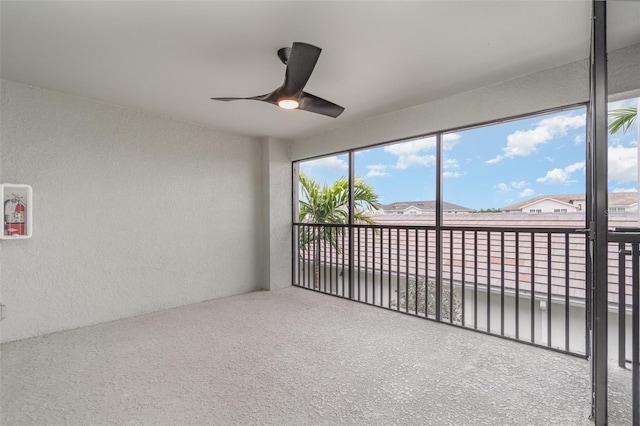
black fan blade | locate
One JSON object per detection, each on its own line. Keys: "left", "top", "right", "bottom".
{"left": 299, "top": 92, "right": 344, "bottom": 118}
{"left": 212, "top": 92, "right": 277, "bottom": 104}
{"left": 281, "top": 42, "right": 321, "bottom": 97}
{"left": 210, "top": 97, "right": 248, "bottom": 101}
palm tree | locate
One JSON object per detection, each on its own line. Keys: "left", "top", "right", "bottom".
{"left": 608, "top": 107, "right": 637, "bottom": 135}
{"left": 298, "top": 172, "right": 381, "bottom": 289}
{"left": 609, "top": 103, "right": 639, "bottom": 223}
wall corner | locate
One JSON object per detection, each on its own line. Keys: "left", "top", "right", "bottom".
{"left": 262, "top": 137, "right": 293, "bottom": 291}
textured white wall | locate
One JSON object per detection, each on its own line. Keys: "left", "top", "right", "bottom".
{"left": 0, "top": 80, "right": 264, "bottom": 343}
{"left": 262, "top": 138, "right": 292, "bottom": 291}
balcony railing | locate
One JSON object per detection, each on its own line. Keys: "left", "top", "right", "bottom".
{"left": 293, "top": 223, "right": 590, "bottom": 356}
{"left": 608, "top": 228, "right": 639, "bottom": 425}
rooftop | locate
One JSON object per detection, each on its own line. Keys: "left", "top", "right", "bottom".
{"left": 379, "top": 200, "right": 473, "bottom": 212}
{"left": 502, "top": 192, "right": 639, "bottom": 211}
{"left": 305, "top": 213, "right": 639, "bottom": 305}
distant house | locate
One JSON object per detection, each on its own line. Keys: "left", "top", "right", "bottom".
{"left": 502, "top": 192, "right": 638, "bottom": 213}
{"left": 374, "top": 200, "right": 473, "bottom": 215}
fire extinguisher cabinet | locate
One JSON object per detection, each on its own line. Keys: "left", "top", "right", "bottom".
{"left": 1, "top": 184, "right": 32, "bottom": 240}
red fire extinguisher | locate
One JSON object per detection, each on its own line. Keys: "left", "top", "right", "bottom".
{"left": 4, "top": 194, "right": 26, "bottom": 236}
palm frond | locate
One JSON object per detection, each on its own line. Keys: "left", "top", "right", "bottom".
{"left": 298, "top": 172, "right": 380, "bottom": 225}
{"left": 608, "top": 107, "right": 637, "bottom": 135}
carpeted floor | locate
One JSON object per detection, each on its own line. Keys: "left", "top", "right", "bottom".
{"left": 1, "top": 286, "right": 632, "bottom": 425}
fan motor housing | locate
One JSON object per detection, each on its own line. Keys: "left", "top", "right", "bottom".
{"left": 277, "top": 47, "right": 291, "bottom": 65}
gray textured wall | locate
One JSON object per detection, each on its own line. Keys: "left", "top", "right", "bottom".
{"left": 262, "top": 137, "right": 293, "bottom": 291}
{"left": 0, "top": 80, "right": 264, "bottom": 342}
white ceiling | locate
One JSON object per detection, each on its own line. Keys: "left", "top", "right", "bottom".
{"left": 2, "top": 1, "right": 639, "bottom": 140}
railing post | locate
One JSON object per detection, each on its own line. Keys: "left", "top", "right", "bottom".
{"left": 435, "top": 133, "right": 443, "bottom": 321}
{"left": 348, "top": 151, "right": 355, "bottom": 300}
{"left": 633, "top": 242, "right": 639, "bottom": 425}
{"left": 619, "top": 242, "right": 627, "bottom": 368}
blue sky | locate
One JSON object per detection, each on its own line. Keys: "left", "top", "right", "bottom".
{"left": 299, "top": 99, "right": 639, "bottom": 210}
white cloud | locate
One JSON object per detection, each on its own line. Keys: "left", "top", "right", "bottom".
{"left": 303, "top": 156, "right": 347, "bottom": 171}
{"left": 535, "top": 143, "right": 637, "bottom": 185}
{"left": 487, "top": 113, "right": 586, "bottom": 163}
{"left": 574, "top": 135, "right": 585, "bottom": 144}
{"left": 443, "top": 171, "right": 462, "bottom": 178}
{"left": 443, "top": 158, "right": 459, "bottom": 169}
{"left": 537, "top": 168, "right": 572, "bottom": 184}
{"left": 496, "top": 180, "right": 529, "bottom": 193}
{"left": 496, "top": 183, "right": 510, "bottom": 192}
{"left": 538, "top": 114, "right": 588, "bottom": 131}
{"left": 609, "top": 145, "right": 637, "bottom": 182}
{"left": 537, "top": 161, "right": 585, "bottom": 185}
{"left": 395, "top": 154, "right": 436, "bottom": 169}
{"left": 365, "top": 164, "right": 390, "bottom": 178}
{"left": 384, "top": 137, "right": 438, "bottom": 169}
{"left": 613, "top": 187, "right": 638, "bottom": 193}
{"left": 609, "top": 99, "right": 636, "bottom": 111}
{"left": 519, "top": 188, "right": 535, "bottom": 198}
{"left": 444, "top": 133, "right": 461, "bottom": 142}
{"left": 565, "top": 161, "right": 585, "bottom": 173}
{"left": 382, "top": 134, "right": 464, "bottom": 170}
{"left": 443, "top": 133, "right": 461, "bottom": 150}
{"left": 385, "top": 138, "right": 435, "bottom": 156}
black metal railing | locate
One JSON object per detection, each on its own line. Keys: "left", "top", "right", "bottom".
{"left": 293, "top": 222, "right": 590, "bottom": 357}
{"left": 608, "top": 228, "right": 640, "bottom": 425}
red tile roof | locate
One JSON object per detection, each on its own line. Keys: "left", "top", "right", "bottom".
{"left": 299, "top": 213, "right": 638, "bottom": 305}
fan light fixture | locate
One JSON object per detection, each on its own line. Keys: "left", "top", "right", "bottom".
{"left": 278, "top": 99, "right": 299, "bottom": 109}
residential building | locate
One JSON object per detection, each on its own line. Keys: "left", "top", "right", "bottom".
{"left": 374, "top": 200, "right": 473, "bottom": 215}
{"left": 502, "top": 192, "right": 639, "bottom": 214}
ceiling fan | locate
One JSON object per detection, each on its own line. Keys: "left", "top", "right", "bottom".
{"left": 211, "top": 42, "right": 344, "bottom": 118}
